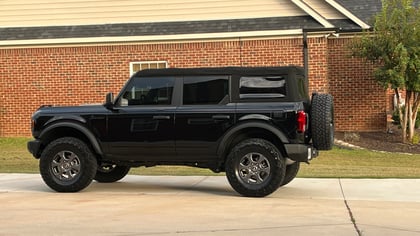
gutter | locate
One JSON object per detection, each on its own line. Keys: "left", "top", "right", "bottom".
{"left": 0, "top": 29, "right": 304, "bottom": 48}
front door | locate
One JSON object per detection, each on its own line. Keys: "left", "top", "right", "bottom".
{"left": 105, "top": 76, "right": 177, "bottom": 161}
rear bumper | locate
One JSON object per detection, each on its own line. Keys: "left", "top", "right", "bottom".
{"left": 284, "top": 144, "right": 318, "bottom": 162}
{"left": 27, "top": 139, "right": 41, "bottom": 158}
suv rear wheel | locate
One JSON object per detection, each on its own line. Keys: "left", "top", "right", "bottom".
{"left": 94, "top": 163, "right": 130, "bottom": 183}
{"left": 39, "top": 137, "right": 97, "bottom": 192}
{"left": 280, "top": 162, "right": 300, "bottom": 187}
{"left": 225, "top": 138, "right": 286, "bottom": 197}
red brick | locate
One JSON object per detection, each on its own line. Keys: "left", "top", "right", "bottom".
{"left": 0, "top": 37, "right": 387, "bottom": 136}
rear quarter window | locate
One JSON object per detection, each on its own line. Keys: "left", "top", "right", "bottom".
{"left": 239, "top": 76, "right": 286, "bottom": 99}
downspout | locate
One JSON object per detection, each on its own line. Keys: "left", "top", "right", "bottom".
{"left": 302, "top": 28, "right": 340, "bottom": 81}
{"left": 303, "top": 30, "right": 309, "bottom": 80}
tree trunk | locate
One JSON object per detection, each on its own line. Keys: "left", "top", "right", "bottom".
{"left": 395, "top": 89, "right": 407, "bottom": 143}
{"left": 410, "top": 92, "right": 420, "bottom": 142}
{"left": 407, "top": 96, "right": 414, "bottom": 142}
{"left": 402, "top": 103, "right": 408, "bottom": 143}
{"left": 394, "top": 89, "right": 420, "bottom": 143}
{"left": 405, "top": 91, "right": 420, "bottom": 143}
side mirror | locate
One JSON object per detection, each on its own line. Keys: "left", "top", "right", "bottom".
{"left": 104, "top": 92, "right": 115, "bottom": 110}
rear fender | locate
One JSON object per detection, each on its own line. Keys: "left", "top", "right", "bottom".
{"left": 217, "top": 121, "right": 289, "bottom": 157}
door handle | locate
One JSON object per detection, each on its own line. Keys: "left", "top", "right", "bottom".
{"left": 212, "top": 115, "right": 230, "bottom": 120}
{"left": 153, "top": 115, "right": 170, "bottom": 120}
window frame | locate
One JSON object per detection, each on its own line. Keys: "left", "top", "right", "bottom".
{"left": 129, "top": 61, "right": 168, "bottom": 75}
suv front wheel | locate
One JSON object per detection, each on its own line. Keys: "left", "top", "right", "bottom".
{"left": 94, "top": 163, "right": 131, "bottom": 183}
{"left": 39, "top": 137, "right": 98, "bottom": 192}
{"left": 225, "top": 138, "right": 286, "bottom": 197}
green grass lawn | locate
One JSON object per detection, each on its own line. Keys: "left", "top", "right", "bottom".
{"left": 2, "top": 137, "right": 420, "bottom": 178}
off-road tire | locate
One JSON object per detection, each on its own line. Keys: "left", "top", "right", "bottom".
{"left": 225, "top": 138, "right": 286, "bottom": 197}
{"left": 39, "top": 137, "right": 98, "bottom": 192}
{"left": 311, "top": 94, "right": 334, "bottom": 150}
{"left": 280, "top": 162, "right": 300, "bottom": 187}
{"left": 94, "top": 164, "right": 130, "bottom": 183}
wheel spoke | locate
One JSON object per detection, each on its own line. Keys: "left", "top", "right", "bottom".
{"left": 52, "top": 165, "right": 64, "bottom": 180}
{"left": 71, "top": 162, "right": 81, "bottom": 172}
{"left": 257, "top": 157, "right": 268, "bottom": 166}
{"left": 239, "top": 168, "right": 251, "bottom": 180}
{"left": 257, "top": 170, "right": 269, "bottom": 183}
{"left": 51, "top": 159, "right": 61, "bottom": 168}
{"left": 239, "top": 154, "right": 251, "bottom": 168}
{"left": 57, "top": 151, "right": 66, "bottom": 161}
{"left": 66, "top": 152, "right": 78, "bottom": 163}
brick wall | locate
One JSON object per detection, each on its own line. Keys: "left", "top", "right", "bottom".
{"left": 0, "top": 37, "right": 385, "bottom": 136}
{"left": 328, "top": 37, "right": 387, "bottom": 131}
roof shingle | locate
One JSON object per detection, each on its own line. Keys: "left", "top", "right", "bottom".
{"left": 0, "top": 16, "right": 322, "bottom": 41}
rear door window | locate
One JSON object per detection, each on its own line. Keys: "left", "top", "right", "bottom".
{"left": 183, "top": 76, "right": 229, "bottom": 105}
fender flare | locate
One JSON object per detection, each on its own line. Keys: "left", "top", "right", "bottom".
{"left": 39, "top": 121, "right": 103, "bottom": 155}
{"left": 216, "top": 121, "right": 289, "bottom": 157}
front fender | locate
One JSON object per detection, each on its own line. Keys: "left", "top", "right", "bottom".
{"left": 44, "top": 115, "right": 86, "bottom": 126}
{"left": 39, "top": 121, "right": 103, "bottom": 155}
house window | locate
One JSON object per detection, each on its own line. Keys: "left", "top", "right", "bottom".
{"left": 130, "top": 61, "right": 168, "bottom": 75}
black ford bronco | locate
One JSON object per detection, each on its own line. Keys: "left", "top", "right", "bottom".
{"left": 28, "top": 66, "right": 333, "bottom": 197}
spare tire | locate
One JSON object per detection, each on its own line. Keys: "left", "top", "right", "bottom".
{"left": 311, "top": 94, "right": 334, "bottom": 150}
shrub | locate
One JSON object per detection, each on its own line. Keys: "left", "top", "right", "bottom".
{"left": 412, "top": 133, "right": 420, "bottom": 144}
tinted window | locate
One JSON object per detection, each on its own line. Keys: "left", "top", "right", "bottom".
{"left": 239, "top": 76, "right": 286, "bottom": 99}
{"left": 297, "top": 75, "right": 308, "bottom": 99}
{"left": 183, "top": 76, "right": 229, "bottom": 105}
{"left": 119, "top": 77, "right": 175, "bottom": 106}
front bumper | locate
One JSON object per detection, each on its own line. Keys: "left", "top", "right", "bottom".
{"left": 284, "top": 144, "right": 318, "bottom": 162}
{"left": 27, "top": 139, "right": 41, "bottom": 158}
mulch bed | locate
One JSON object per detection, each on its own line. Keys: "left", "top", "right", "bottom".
{"left": 334, "top": 125, "right": 420, "bottom": 154}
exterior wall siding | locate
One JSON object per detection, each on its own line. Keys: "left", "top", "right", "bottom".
{"left": 0, "top": 0, "right": 305, "bottom": 27}
{"left": 0, "top": 37, "right": 386, "bottom": 136}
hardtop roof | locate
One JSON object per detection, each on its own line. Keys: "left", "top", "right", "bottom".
{"left": 135, "top": 66, "right": 305, "bottom": 77}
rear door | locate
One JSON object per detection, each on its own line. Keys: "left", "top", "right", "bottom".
{"left": 175, "top": 75, "right": 235, "bottom": 160}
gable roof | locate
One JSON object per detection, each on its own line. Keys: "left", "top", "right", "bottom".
{"left": 335, "top": 0, "right": 420, "bottom": 25}
{"left": 0, "top": 0, "right": 387, "bottom": 46}
{"left": 334, "top": 0, "right": 382, "bottom": 24}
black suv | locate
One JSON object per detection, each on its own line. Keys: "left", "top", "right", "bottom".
{"left": 28, "top": 66, "right": 333, "bottom": 197}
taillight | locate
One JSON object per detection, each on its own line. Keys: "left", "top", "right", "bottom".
{"left": 297, "top": 111, "right": 307, "bottom": 133}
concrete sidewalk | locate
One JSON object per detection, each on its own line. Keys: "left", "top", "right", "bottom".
{"left": 0, "top": 174, "right": 419, "bottom": 236}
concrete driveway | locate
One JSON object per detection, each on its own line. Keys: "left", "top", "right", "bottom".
{"left": 0, "top": 174, "right": 419, "bottom": 236}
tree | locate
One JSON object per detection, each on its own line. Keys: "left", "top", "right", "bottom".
{"left": 351, "top": 0, "right": 420, "bottom": 143}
